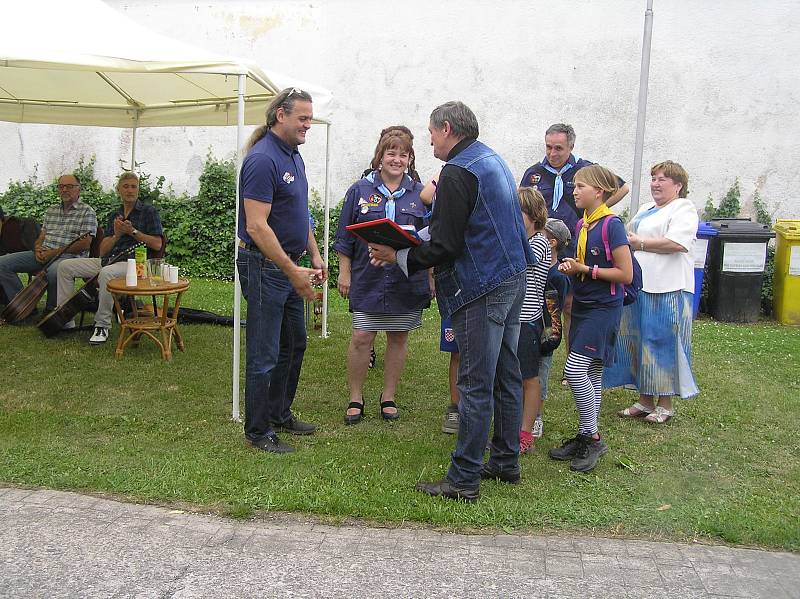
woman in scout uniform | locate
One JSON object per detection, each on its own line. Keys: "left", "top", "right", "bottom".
{"left": 334, "top": 129, "right": 430, "bottom": 424}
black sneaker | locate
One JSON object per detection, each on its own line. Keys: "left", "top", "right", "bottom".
{"left": 415, "top": 479, "right": 479, "bottom": 503}
{"left": 548, "top": 434, "right": 588, "bottom": 461}
{"left": 272, "top": 415, "right": 316, "bottom": 436}
{"left": 479, "top": 463, "right": 521, "bottom": 484}
{"left": 570, "top": 436, "right": 608, "bottom": 472}
{"left": 247, "top": 433, "right": 295, "bottom": 454}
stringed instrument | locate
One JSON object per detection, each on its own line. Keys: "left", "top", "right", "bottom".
{"left": 0, "top": 233, "right": 91, "bottom": 325}
{"left": 37, "top": 242, "right": 144, "bottom": 338}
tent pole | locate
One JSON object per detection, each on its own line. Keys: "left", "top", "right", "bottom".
{"left": 321, "top": 124, "right": 331, "bottom": 338}
{"left": 130, "top": 111, "right": 139, "bottom": 171}
{"left": 629, "top": 0, "right": 654, "bottom": 215}
{"left": 232, "top": 74, "right": 246, "bottom": 422}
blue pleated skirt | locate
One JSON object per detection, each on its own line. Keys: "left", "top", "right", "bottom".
{"left": 603, "top": 290, "right": 699, "bottom": 399}
{"left": 569, "top": 301, "right": 623, "bottom": 364}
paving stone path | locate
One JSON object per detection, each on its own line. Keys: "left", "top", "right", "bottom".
{"left": 1, "top": 487, "right": 797, "bottom": 598}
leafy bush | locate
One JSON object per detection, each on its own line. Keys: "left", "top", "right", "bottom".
{"left": 702, "top": 178, "right": 741, "bottom": 221}
{"left": 0, "top": 154, "right": 343, "bottom": 283}
{"left": 159, "top": 154, "right": 237, "bottom": 279}
{"left": 309, "top": 191, "right": 343, "bottom": 286}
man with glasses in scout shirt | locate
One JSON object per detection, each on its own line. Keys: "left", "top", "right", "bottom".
{"left": 0, "top": 174, "right": 96, "bottom": 315}
{"left": 237, "top": 87, "right": 327, "bottom": 454}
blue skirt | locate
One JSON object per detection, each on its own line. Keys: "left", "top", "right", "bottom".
{"left": 603, "top": 290, "right": 699, "bottom": 399}
{"left": 569, "top": 301, "right": 623, "bottom": 363}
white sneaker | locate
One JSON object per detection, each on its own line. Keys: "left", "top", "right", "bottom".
{"left": 89, "top": 326, "right": 109, "bottom": 345}
{"left": 532, "top": 417, "right": 544, "bottom": 439}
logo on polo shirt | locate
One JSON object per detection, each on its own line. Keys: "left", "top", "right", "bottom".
{"left": 444, "top": 328, "right": 456, "bottom": 343}
{"left": 367, "top": 194, "right": 383, "bottom": 206}
{"left": 529, "top": 174, "right": 541, "bottom": 185}
{"left": 283, "top": 172, "right": 295, "bottom": 184}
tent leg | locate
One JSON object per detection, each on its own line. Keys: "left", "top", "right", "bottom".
{"left": 321, "top": 124, "right": 331, "bottom": 338}
{"left": 232, "top": 74, "right": 246, "bottom": 423}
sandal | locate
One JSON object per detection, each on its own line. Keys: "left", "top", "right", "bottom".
{"left": 644, "top": 406, "right": 673, "bottom": 424}
{"left": 379, "top": 394, "right": 400, "bottom": 421}
{"left": 344, "top": 399, "right": 365, "bottom": 425}
{"left": 618, "top": 402, "right": 654, "bottom": 418}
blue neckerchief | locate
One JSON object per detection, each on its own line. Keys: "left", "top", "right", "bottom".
{"left": 369, "top": 170, "right": 409, "bottom": 222}
{"left": 541, "top": 155, "right": 578, "bottom": 212}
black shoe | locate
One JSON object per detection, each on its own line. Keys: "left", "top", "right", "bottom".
{"left": 344, "top": 399, "right": 365, "bottom": 425}
{"left": 272, "top": 415, "right": 316, "bottom": 435}
{"left": 548, "top": 434, "right": 588, "bottom": 461}
{"left": 247, "top": 433, "right": 294, "bottom": 454}
{"left": 479, "top": 463, "right": 521, "bottom": 484}
{"left": 415, "top": 479, "right": 479, "bottom": 503}
{"left": 570, "top": 436, "right": 608, "bottom": 472}
{"left": 379, "top": 394, "right": 400, "bottom": 421}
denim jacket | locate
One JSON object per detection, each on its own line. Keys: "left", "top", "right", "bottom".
{"left": 434, "top": 141, "right": 534, "bottom": 319}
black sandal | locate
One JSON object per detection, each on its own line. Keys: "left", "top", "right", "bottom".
{"left": 379, "top": 395, "right": 400, "bottom": 421}
{"left": 344, "top": 399, "right": 365, "bottom": 425}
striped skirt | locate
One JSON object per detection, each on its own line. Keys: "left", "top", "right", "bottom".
{"left": 603, "top": 290, "right": 699, "bottom": 399}
{"left": 352, "top": 311, "right": 423, "bottom": 332}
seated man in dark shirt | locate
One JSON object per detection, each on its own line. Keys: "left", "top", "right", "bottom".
{"left": 56, "top": 172, "right": 163, "bottom": 344}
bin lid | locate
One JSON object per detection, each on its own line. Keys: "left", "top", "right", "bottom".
{"left": 774, "top": 219, "right": 800, "bottom": 240}
{"left": 697, "top": 221, "right": 718, "bottom": 237}
{"left": 709, "top": 218, "right": 775, "bottom": 240}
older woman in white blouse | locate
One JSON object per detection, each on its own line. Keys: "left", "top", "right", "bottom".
{"left": 604, "top": 161, "right": 699, "bottom": 423}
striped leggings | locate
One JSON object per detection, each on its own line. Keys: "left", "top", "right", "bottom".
{"left": 564, "top": 352, "right": 604, "bottom": 435}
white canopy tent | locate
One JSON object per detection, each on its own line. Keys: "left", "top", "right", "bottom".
{"left": 1, "top": 0, "right": 333, "bottom": 421}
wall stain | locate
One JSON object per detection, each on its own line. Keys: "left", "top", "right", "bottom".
{"left": 239, "top": 15, "right": 282, "bottom": 38}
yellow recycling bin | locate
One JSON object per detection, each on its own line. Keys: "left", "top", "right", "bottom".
{"left": 773, "top": 219, "right": 800, "bottom": 325}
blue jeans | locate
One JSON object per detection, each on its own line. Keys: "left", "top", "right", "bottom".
{"left": 237, "top": 249, "right": 307, "bottom": 442}
{"left": 447, "top": 272, "right": 526, "bottom": 488}
{"left": 0, "top": 251, "right": 68, "bottom": 311}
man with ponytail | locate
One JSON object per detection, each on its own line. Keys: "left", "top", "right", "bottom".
{"left": 237, "top": 88, "right": 327, "bottom": 454}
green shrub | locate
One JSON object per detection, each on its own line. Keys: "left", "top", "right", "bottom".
{"left": 309, "top": 192, "right": 343, "bottom": 286}
{"left": 0, "top": 154, "right": 344, "bottom": 283}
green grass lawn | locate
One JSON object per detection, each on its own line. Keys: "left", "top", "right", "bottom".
{"left": 1, "top": 279, "right": 798, "bottom": 550}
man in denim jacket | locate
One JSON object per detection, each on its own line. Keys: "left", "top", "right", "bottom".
{"left": 370, "top": 101, "right": 534, "bottom": 501}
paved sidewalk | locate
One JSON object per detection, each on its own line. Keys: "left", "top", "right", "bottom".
{"left": 1, "top": 487, "right": 797, "bottom": 598}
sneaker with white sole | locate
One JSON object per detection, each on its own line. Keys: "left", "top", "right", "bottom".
{"left": 532, "top": 417, "right": 543, "bottom": 439}
{"left": 88, "top": 326, "right": 109, "bottom": 345}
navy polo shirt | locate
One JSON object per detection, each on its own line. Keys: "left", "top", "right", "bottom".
{"left": 334, "top": 172, "right": 430, "bottom": 314}
{"left": 238, "top": 130, "right": 310, "bottom": 256}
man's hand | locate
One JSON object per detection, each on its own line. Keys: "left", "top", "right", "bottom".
{"left": 369, "top": 243, "right": 397, "bottom": 267}
{"left": 337, "top": 271, "right": 351, "bottom": 299}
{"left": 311, "top": 255, "right": 328, "bottom": 286}
{"left": 34, "top": 246, "right": 49, "bottom": 263}
{"left": 288, "top": 265, "right": 323, "bottom": 301}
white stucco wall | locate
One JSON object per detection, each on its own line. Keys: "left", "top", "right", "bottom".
{"left": 2, "top": 0, "right": 798, "bottom": 220}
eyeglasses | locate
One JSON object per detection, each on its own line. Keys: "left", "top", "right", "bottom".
{"left": 57, "top": 184, "right": 79, "bottom": 190}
